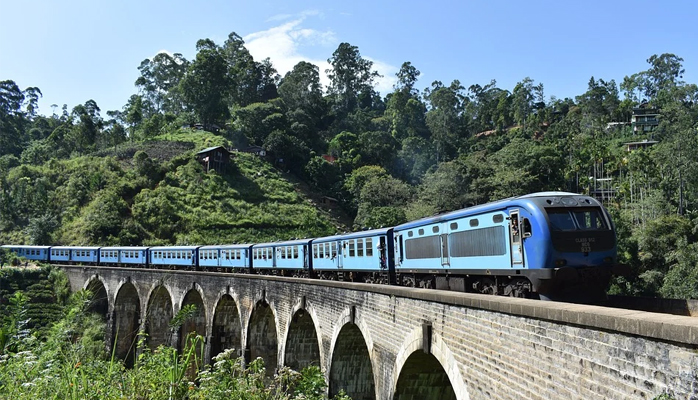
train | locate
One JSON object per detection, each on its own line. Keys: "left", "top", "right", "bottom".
{"left": 0, "top": 192, "right": 621, "bottom": 301}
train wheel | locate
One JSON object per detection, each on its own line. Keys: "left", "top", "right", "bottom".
{"left": 477, "top": 278, "right": 497, "bottom": 295}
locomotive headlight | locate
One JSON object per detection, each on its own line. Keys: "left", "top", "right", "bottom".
{"left": 555, "top": 259, "right": 567, "bottom": 267}
{"left": 561, "top": 197, "right": 578, "bottom": 206}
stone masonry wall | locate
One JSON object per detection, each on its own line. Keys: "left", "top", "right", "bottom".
{"left": 62, "top": 266, "right": 698, "bottom": 400}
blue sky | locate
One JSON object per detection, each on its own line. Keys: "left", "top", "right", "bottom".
{"left": 1, "top": 0, "right": 697, "bottom": 115}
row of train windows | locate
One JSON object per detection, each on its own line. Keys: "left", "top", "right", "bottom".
{"left": 154, "top": 251, "right": 192, "bottom": 260}
{"left": 51, "top": 250, "right": 69, "bottom": 257}
{"left": 407, "top": 214, "right": 504, "bottom": 237}
{"left": 253, "top": 248, "right": 273, "bottom": 260}
{"left": 312, "top": 238, "right": 374, "bottom": 259}
{"left": 221, "top": 250, "right": 243, "bottom": 260}
{"left": 406, "top": 214, "right": 504, "bottom": 237}
{"left": 251, "top": 247, "right": 299, "bottom": 260}
{"left": 24, "top": 249, "right": 42, "bottom": 256}
{"left": 199, "top": 250, "right": 248, "bottom": 260}
{"left": 100, "top": 251, "right": 141, "bottom": 258}
{"left": 72, "top": 251, "right": 93, "bottom": 258}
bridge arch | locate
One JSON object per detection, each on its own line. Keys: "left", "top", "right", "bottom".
{"left": 144, "top": 284, "right": 174, "bottom": 350}
{"left": 328, "top": 307, "right": 376, "bottom": 400}
{"left": 113, "top": 279, "right": 141, "bottom": 368}
{"left": 210, "top": 292, "right": 242, "bottom": 360}
{"left": 178, "top": 286, "right": 207, "bottom": 355}
{"left": 392, "top": 327, "right": 469, "bottom": 400}
{"left": 84, "top": 275, "right": 109, "bottom": 321}
{"left": 282, "top": 297, "right": 322, "bottom": 372}
{"left": 245, "top": 299, "right": 279, "bottom": 376}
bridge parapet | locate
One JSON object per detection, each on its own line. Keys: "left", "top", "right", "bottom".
{"left": 61, "top": 265, "right": 698, "bottom": 400}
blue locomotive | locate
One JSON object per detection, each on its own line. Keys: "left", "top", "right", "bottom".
{"left": 0, "top": 192, "right": 618, "bottom": 301}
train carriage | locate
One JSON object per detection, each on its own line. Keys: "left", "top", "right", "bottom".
{"left": 251, "top": 239, "right": 311, "bottom": 273}
{"left": 150, "top": 246, "right": 199, "bottom": 268}
{"left": 49, "top": 246, "right": 100, "bottom": 264}
{"left": 1, "top": 245, "right": 51, "bottom": 262}
{"left": 198, "top": 245, "right": 253, "bottom": 269}
{"left": 100, "top": 247, "right": 149, "bottom": 266}
{"left": 311, "top": 228, "right": 394, "bottom": 283}
{"left": 217, "top": 244, "right": 253, "bottom": 271}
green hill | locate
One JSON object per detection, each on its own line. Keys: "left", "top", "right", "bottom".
{"left": 0, "top": 131, "right": 341, "bottom": 246}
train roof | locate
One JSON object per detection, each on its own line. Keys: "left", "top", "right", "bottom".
{"left": 1, "top": 245, "right": 52, "bottom": 249}
{"left": 52, "top": 246, "right": 101, "bottom": 250}
{"left": 253, "top": 238, "right": 313, "bottom": 248}
{"left": 100, "top": 246, "right": 150, "bottom": 251}
{"left": 149, "top": 245, "right": 200, "bottom": 251}
{"left": 199, "top": 244, "right": 253, "bottom": 250}
{"left": 393, "top": 192, "right": 585, "bottom": 231}
{"left": 312, "top": 227, "right": 392, "bottom": 244}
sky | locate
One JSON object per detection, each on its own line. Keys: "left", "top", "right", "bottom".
{"left": 1, "top": 0, "right": 697, "bottom": 116}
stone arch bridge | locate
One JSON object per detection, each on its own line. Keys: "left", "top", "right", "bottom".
{"left": 60, "top": 265, "right": 698, "bottom": 400}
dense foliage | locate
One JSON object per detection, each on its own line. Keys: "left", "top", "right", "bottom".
{"left": 2, "top": 33, "right": 698, "bottom": 298}
{"left": 0, "top": 267, "right": 350, "bottom": 400}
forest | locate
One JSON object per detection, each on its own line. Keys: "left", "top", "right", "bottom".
{"left": 1, "top": 32, "right": 698, "bottom": 299}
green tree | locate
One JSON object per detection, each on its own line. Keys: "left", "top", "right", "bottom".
{"left": 326, "top": 42, "right": 380, "bottom": 115}
{"left": 180, "top": 39, "right": 231, "bottom": 129}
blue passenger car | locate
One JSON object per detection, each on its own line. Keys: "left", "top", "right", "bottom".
{"left": 150, "top": 246, "right": 199, "bottom": 268}
{"left": 251, "top": 239, "right": 311, "bottom": 274}
{"left": 219, "top": 244, "right": 252, "bottom": 271}
{"left": 51, "top": 246, "right": 100, "bottom": 264}
{"left": 198, "top": 245, "right": 222, "bottom": 268}
{"left": 49, "top": 246, "right": 72, "bottom": 263}
{"left": 311, "top": 228, "right": 394, "bottom": 282}
{"left": 1, "top": 245, "right": 51, "bottom": 262}
{"left": 100, "top": 247, "right": 149, "bottom": 266}
{"left": 273, "top": 239, "right": 312, "bottom": 272}
{"left": 199, "top": 244, "right": 252, "bottom": 271}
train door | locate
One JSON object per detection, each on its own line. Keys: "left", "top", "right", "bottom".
{"left": 394, "top": 234, "right": 404, "bottom": 266}
{"left": 440, "top": 232, "right": 450, "bottom": 266}
{"left": 509, "top": 210, "right": 524, "bottom": 267}
{"left": 337, "top": 241, "right": 344, "bottom": 269}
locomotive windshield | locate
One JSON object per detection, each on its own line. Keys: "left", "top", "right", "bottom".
{"left": 546, "top": 208, "right": 609, "bottom": 231}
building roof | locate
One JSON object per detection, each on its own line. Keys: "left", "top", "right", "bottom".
{"left": 196, "top": 146, "right": 229, "bottom": 155}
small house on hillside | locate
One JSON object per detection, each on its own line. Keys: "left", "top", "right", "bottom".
{"left": 242, "top": 145, "right": 266, "bottom": 157}
{"left": 196, "top": 146, "right": 231, "bottom": 173}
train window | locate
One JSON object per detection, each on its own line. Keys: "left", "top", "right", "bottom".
{"left": 432, "top": 226, "right": 439, "bottom": 233}
{"left": 313, "top": 245, "right": 318, "bottom": 258}
{"left": 450, "top": 222, "right": 458, "bottom": 230}
{"left": 408, "top": 231, "right": 413, "bottom": 237}
{"left": 418, "top": 229, "right": 424, "bottom": 235}
{"left": 470, "top": 219, "right": 479, "bottom": 227}
{"left": 294, "top": 247, "right": 299, "bottom": 259}
{"left": 572, "top": 209, "right": 608, "bottom": 230}
{"left": 493, "top": 214, "right": 504, "bottom": 223}
{"left": 213, "top": 251, "right": 218, "bottom": 260}
{"left": 331, "top": 243, "right": 337, "bottom": 258}
{"left": 349, "top": 240, "right": 355, "bottom": 257}
{"left": 357, "top": 239, "right": 364, "bottom": 257}
{"left": 324, "top": 243, "right": 330, "bottom": 258}
{"left": 366, "top": 238, "right": 373, "bottom": 257}
{"left": 267, "top": 248, "right": 272, "bottom": 259}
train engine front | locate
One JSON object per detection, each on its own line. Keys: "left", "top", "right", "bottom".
{"left": 522, "top": 193, "right": 617, "bottom": 302}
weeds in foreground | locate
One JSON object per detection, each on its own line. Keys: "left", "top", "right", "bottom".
{"left": 0, "top": 289, "right": 349, "bottom": 400}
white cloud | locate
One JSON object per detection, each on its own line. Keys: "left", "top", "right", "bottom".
{"left": 367, "top": 57, "right": 398, "bottom": 95}
{"left": 244, "top": 12, "right": 397, "bottom": 95}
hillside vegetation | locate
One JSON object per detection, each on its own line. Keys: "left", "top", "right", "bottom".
{"left": 0, "top": 131, "right": 337, "bottom": 246}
